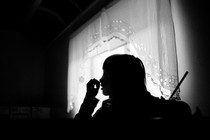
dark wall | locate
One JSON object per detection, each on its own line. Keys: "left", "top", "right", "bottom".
{"left": 0, "top": 0, "right": 70, "bottom": 119}
{"left": 183, "top": 0, "right": 210, "bottom": 117}
{"left": 0, "top": 29, "right": 45, "bottom": 107}
{"left": 0, "top": 28, "right": 70, "bottom": 119}
{"left": 44, "top": 37, "right": 69, "bottom": 119}
{"left": 172, "top": 0, "right": 210, "bottom": 117}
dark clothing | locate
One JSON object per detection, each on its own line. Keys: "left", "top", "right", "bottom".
{"left": 74, "top": 96, "right": 99, "bottom": 120}
{"left": 74, "top": 91, "right": 192, "bottom": 121}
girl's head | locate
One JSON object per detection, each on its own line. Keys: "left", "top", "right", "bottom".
{"left": 100, "top": 54, "right": 147, "bottom": 100}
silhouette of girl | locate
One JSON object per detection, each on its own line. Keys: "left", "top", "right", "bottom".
{"left": 75, "top": 54, "right": 191, "bottom": 121}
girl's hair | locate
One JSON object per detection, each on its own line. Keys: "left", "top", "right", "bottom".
{"left": 102, "top": 54, "right": 147, "bottom": 94}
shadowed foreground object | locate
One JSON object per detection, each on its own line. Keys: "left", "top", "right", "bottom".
{"left": 74, "top": 54, "right": 192, "bottom": 121}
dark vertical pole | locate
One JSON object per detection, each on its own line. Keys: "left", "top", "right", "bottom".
{"left": 169, "top": 71, "right": 189, "bottom": 100}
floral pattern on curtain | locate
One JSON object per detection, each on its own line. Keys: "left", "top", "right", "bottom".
{"left": 67, "top": 0, "right": 179, "bottom": 117}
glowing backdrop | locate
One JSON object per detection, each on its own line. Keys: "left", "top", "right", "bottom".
{"left": 67, "top": 0, "right": 179, "bottom": 118}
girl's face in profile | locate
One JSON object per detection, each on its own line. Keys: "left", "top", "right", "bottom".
{"left": 100, "top": 70, "right": 113, "bottom": 96}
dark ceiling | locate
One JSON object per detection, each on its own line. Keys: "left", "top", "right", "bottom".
{"left": 0, "top": 0, "right": 101, "bottom": 47}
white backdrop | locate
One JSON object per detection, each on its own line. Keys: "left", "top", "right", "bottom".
{"left": 67, "top": 0, "right": 179, "bottom": 117}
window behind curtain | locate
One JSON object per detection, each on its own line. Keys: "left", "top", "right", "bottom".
{"left": 67, "top": 0, "right": 179, "bottom": 118}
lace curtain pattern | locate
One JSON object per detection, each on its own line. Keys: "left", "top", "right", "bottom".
{"left": 68, "top": 0, "right": 179, "bottom": 116}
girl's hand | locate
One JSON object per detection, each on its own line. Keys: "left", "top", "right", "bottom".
{"left": 86, "top": 79, "right": 100, "bottom": 97}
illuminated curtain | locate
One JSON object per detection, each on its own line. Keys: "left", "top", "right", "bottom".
{"left": 67, "top": 0, "right": 179, "bottom": 117}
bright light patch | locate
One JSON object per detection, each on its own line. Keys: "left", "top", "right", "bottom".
{"left": 67, "top": 0, "right": 178, "bottom": 118}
